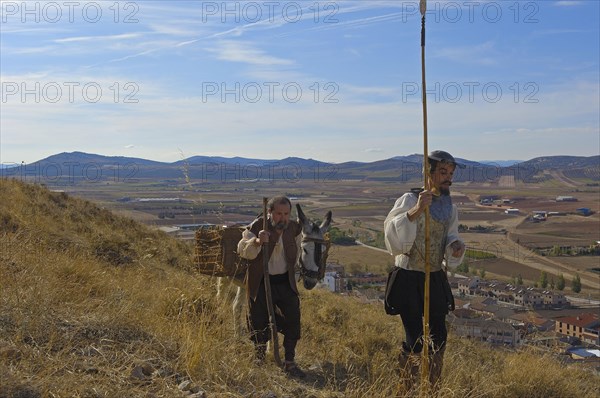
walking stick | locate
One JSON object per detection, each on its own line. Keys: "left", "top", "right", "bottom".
{"left": 419, "top": 0, "right": 432, "bottom": 394}
{"left": 262, "top": 197, "right": 282, "bottom": 367}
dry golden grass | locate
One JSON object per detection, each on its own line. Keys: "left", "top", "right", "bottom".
{"left": 1, "top": 178, "right": 598, "bottom": 397}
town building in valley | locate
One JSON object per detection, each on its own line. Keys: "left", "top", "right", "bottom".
{"left": 555, "top": 313, "right": 600, "bottom": 346}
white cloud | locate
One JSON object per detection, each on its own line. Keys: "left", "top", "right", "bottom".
{"left": 433, "top": 41, "right": 497, "bottom": 66}
{"left": 346, "top": 48, "right": 361, "bottom": 57}
{"left": 54, "top": 33, "right": 143, "bottom": 43}
{"left": 148, "top": 23, "right": 203, "bottom": 37}
{"left": 554, "top": 1, "right": 584, "bottom": 6}
{"left": 277, "top": 12, "right": 409, "bottom": 38}
{"left": 8, "top": 45, "right": 58, "bottom": 55}
{"left": 209, "top": 40, "right": 294, "bottom": 66}
{"left": 481, "top": 127, "right": 596, "bottom": 136}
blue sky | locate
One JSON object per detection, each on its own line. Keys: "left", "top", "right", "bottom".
{"left": 1, "top": 0, "right": 599, "bottom": 164}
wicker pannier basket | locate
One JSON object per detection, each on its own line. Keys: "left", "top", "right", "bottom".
{"left": 194, "top": 226, "right": 248, "bottom": 278}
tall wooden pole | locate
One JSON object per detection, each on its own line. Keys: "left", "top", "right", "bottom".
{"left": 419, "top": 0, "right": 432, "bottom": 394}
{"left": 262, "top": 197, "right": 282, "bottom": 367}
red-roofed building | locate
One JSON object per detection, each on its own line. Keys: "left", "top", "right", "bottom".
{"left": 555, "top": 313, "right": 600, "bottom": 346}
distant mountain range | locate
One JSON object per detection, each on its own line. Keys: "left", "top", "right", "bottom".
{"left": 479, "top": 160, "right": 524, "bottom": 167}
{"left": 1, "top": 152, "right": 598, "bottom": 184}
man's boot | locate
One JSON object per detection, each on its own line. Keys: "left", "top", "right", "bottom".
{"left": 428, "top": 346, "right": 446, "bottom": 391}
{"left": 398, "top": 350, "right": 420, "bottom": 394}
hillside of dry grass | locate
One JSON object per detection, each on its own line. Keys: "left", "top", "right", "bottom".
{"left": 1, "top": 178, "right": 599, "bottom": 398}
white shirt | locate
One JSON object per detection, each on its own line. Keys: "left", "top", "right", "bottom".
{"left": 237, "top": 229, "right": 301, "bottom": 275}
{"left": 383, "top": 193, "right": 465, "bottom": 270}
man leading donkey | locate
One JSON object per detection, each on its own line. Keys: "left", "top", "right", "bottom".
{"left": 237, "top": 196, "right": 306, "bottom": 378}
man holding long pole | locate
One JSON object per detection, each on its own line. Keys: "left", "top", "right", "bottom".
{"left": 383, "top": 0, "right": 466, "bottom": 393}
{"left": 384, "top": 151, "right": 466, "bottom": 392}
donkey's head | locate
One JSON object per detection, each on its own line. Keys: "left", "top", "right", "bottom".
{"left": 296, "top": 204, "right": 332, "bottom": 290}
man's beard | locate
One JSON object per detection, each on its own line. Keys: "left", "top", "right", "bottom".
{"left": 440, "top": 181, "right": 452, "bottom": 196}
{"left": 271, "top": 219, "right": 288, "bottom": 230}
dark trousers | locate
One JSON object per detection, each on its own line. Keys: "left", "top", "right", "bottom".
{"left": 400, "top": 312, "right": 447, "bottom": 354}
{"left": 248, "top": 275, "right": 301, "bottom": 362}
{"left": 397, "top": 269, "right": 451, "bottom": 354}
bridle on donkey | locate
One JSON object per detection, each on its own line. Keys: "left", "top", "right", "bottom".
{"left": 298, "top": 235, "right": 329, "bottom": 281}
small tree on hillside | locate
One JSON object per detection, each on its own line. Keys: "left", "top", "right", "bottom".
{"left": 557, "top": 273, "right": 566, "bottom": 291}
{"left": 550, "top": 277, "right": 556, "bottom": 290}
{"left": 328, "top": 227, "right": 356, "bottom": 245}
{"left": 456, "top": 262, "right": 469, "bottom": 274}
{"left": 539, "top": 271, "right": 548, "bottom": 289}
{"left": 516, "top": 274, "right": 523, "bottom": 286}
{"left": 572, "top": 274, "right": 582, "bottom": 293}
{"left": 479, "top": 268, "right": 486, "bottom": 279}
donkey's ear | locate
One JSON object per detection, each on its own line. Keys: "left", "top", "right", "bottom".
{"left": 296, "top": 203, "right": 307, "bottom": 224}
{"left": 320, "top": 211, "right": 332, "bottom": 231}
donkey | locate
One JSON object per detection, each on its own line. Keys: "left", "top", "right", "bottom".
{"left": 217, "top": 203, "right": 332, "bottom": 336}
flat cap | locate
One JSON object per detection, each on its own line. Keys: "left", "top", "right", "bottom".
{"left": 429, "top": 150, "right": 465, "bottom": 169}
